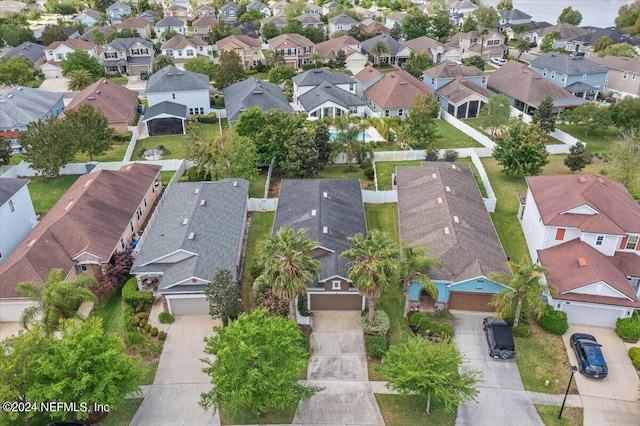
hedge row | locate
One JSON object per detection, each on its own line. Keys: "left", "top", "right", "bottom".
{"left": 629, "top": 347, "right": 640, "bottom": 370}
{"left": 122, "top": 277, "right": 154, "bottom": 312}
{"left": 409, "top": 312, "right": 454, "bottom": 338}
{"left": 361, "top": 310, "right": 390, "bottom": 336}
{"left": 537, "top": 307, "right": 569, "bottom": 335}
{"left": 616, "top": 312, "right": 640, "bottom": 342}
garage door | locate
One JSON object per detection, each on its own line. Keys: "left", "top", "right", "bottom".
{"left": 167, "top": 296, "right": 209, "bottom": 316}
{"left": 448, "top": 292, "right": 495, "bottom": 312}
{"left": 562, "top": 303, "right": 624, "bottom": 328}
{"left": 310, "top": 293, "right": 363, "bottom": 310}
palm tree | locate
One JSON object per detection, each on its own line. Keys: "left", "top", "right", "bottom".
{"left": 515, "top": 38, "right": 531, "bottom": 61}
{"left": 334, "top": 126, "right": 362, "bottom": 168}
{"left": 16, "top": 268, "right": 98, "bottom": 335}
{"left": 341, "top": 230, "right": 400, "bottom": 325}
{"left": 66, "top": 69, "right": 95, "bottom": 91}
{"left": 370, "top": 41, "right": 389, "bottom": 66}
{"left": 310, "top": 52, "right": 323, "bottom": 68}
{"left": 254, "top": 227, "right": 320, "bottom": 319}
{"left": 489, "top": 261, "right": 556, "bottom": 327}
{"left": 400, "top": 244, "right": 441, "bottom": 302}
{"left": 267, "top": 50, "right": 286, "bottom": 68}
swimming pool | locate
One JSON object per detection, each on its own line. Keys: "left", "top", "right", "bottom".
{"left": 329, "top": 129, "right": 374, "bottom": 142}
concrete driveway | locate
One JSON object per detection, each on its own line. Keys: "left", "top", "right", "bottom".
{"left": 39, "top": 77, "right": 70, "bottom": 92}
{"left": 563, "top": 325, "right": 640, "bottom": 425}
{"left": 453, "top": 311, "right": 543, "bottom": 426}
{"left": 0, "top": 322, "right": 21, "bottom": 341}
{"left": 293, "top": 311, "right": 384, "bottom": 425}
{"left": 131, "top": 315, "right": 220, "bottom": 426}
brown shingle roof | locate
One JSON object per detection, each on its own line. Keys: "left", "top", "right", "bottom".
{"left": 589, "top": 55, "right": 640, "bottom": 74}
{"left": 314, "top": 35, "right": 359, "bottom": 59}
{"left": 192, "top": 16, "right": 218, "bottom": 27}
{"left": 526, "top": 174, "right": 640, "bottom": 235}
{"left": 0, "top": 163, "right": 161, "bottom": 298}
{"left": 162, "top": 34, "right": 208, "bottom": 49}
{"left": 538, "top": 23, "right": 590, "bottom": 39}
{"left": 216, "top": 34, "right": 262, "bottom": 50}
{"left": 425, "top": 60, "right": 484, "bottom": 79}
{"left": 61, "top": 79, "right": 139, "bottom": 125}
{"left": 268, "top": 33, "right": 314, "bottom": 49}
{"left": 364, "top": 70, "right": 431, "bottom": 109}
{"left": 404, "top": 36, "right": 445, "bottom": 55}
{"left": 436, "top": 77, "right": 493, "bottom": 104}
{"left": 354, "top": 65, "right": 381, "bottom": 83}
{"left": 79, "top": 26, "right": 115, "bottom": 42}
{"left": 46, "top": 39, "right": 96, "bottom": 50}
{"left": 358, "top": 20, "right": 390, "bottom": 36}
{"left": 117, "top": 17, "right": 149, "bottom": 28}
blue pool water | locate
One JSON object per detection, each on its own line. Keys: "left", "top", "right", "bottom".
{"left": 329, "top": 130, "right": 372, "bottom": 141}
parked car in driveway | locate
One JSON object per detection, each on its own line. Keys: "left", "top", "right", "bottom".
{"left": 482, "top": 316, "right": 516, "bottom": 359}
{"left": 570, "top": 333, "right": 608, "bottom": 379}
{"left": 490, "top": 57, "right": 507, "bottom": 66}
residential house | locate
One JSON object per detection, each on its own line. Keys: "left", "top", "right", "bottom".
{"left": 487, "top": 61, "right": 588, "bottom": 114}
{"left": 447, "top": 0, "right": 478, "bottom": 25}
{"left": 101, "top": 38, "right": 154, "bottom": 76}
{"left": 230, "top": 22, "right": 259, "bottom": 39}
{"left": 192, "top": 16, "right": 219, "bottom": 40}
{"left": 4, "top": 42, "right": 45, "bottom": 69}
{"left": 155, "top": 16, "right": 187, "bottom": 41}
{"left": 0, "top": 1, "right": 26, "bottom": 17}
{"left": 0, "top": 163, "right": 162, "bottom": 322}
{"left": 361, "top": 34, "right": 410, "bottom": 66}
{"left": 268, "top": 33, "right": 316, "bottom": 69}
{"left": 61, "top": 26, "right": 81, "bottom": 40}
{"left": 328, "top": 14, "right": 359, "bottom": 36}
{"left": 261, "top": 15, "right": 288, "bottom": 30}
{"left": 293, "top": 68, "right": 365, "bottom": 119}
{"left": 352, "top": 6, "right": 375, "bottom": 21}
{"left": 405, "top": 36, "right": 460, "bottom": 64}
{"left": 358, "top": 18, "right": 390, "bottom": 38}
{"left": 223, "top": 78, "right": 292, "bottom": 124}
{"left": 162, "top": 35, "right": 210, "bottom": 68}
{"left": 164, "top": 5, "right": 189, "bottom": 25}
{"left": 534, "top": 23, "right": 590, "bottom": 51}
{"left": 384, "top": 12, "right": 409, "bottom": 30}
{"left": 590, "top": 55, "right": 640, "bottom": 99}
{"left": 530, "top": 53, "right": 609, "bottom": 100}
{"left": 322, "top": 1, "right": 338, "bottom": 15}
{"left": 0, "top": 87, "right": 64, "bottom": 153}
{"left": 436, "top": 77, "right": 493, "bottom": 118}
{"left": 397, "top": 162, "right": 509, "bottom": 311}
{"left": 62, "top": 79, "right": 139, "bottom": 133}
{"left": 446, "top": 30, "right": 506, "bottom": 61}
{"left": 520, "top": 174, "right": 640, "bottom": 327}
{"left": 270, "top": 0, "right": 287, "bottom": 17}
{"left": 353, "top": 65, "right": 383, "bottom": 97}
{"left": 423, "top": 60, "right": 486, "bottom": 92}
{"left": 358, "top": 68, "right": 432, "bottom": 119}
{"left": 219, "top": 2, "right": 240, "bottom": 24}
{"left": 193, "top": 4, "right": 216, "bottom": 18}
{"left": 41, "top": 39, "right": 98, "bottom": 78}
{"left": 145, "top": 65, "right": 211, "bottom": 118}
{"left": 0, "top": 178, "right": 37, "bottom": 265}
{"left": 105, "top": 2, "right": 132, "bottom": 25}
{"left": 73, "top": 9, "right": 103, "bottom": 28}
{"left": 216, "top": 35, "right": 264, "bottom": 70}
{"left": 498, "top": 8, "right": 531, "bottom": 28}
{"left": 247, "top": 1, "right": 270, "bottom": 16}
{"left": 567, "top": 27, "right": 640, "bottom": 56}
{"left": 295, "top": 14, "right": 324, "bottom": 29}
{"left": 314, "top": 36, "right": 367, "bottom": 70}
{"left": 79, "top": 26, "right": 116, "bottom": 43}
{"left": 303, "top": 2, "right": 322, "bottom": 16}
{"left": 131, "top": 179, "right": 248, "bottom": 315}
{"left": 117, "top": 17, "right": 152, "bottom": 39}
{"left": 142, "top": 101, "right": 189, "bottom": 136}
{"left": 137, "top": 10, "right": 160, "bottom": 25}
{"left": 273, "top": 179, "right": 367, "bottom": 311}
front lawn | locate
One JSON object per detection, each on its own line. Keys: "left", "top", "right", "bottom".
{"left": 535, "top": 404, "right": 583, "bottom": 426}
{"left": 375, "top": 394, "right": 456, "bottom": 426}
{"left": 240, "top": 212, "right": 274, "bottom": 312}
{"left": 375, "top": 161, "right": 422, "bottom": 191}
{"left": 99, "top": 398, "right": 144, "bottom": 426}
{"left": 28, "top": 175, "right": 81, "bottom": 216}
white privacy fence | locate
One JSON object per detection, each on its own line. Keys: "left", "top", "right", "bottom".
{"left": 441, "top": 111, "right": 496, "bottom": 150}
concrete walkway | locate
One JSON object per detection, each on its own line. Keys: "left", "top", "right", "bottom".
{"left": 293, "top": 311, "right": 384, "bottom": 425}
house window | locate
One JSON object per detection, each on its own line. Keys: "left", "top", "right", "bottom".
{"left": 551, "top": 71, "right": 556, "bottom": 79}
{"left": 543, "top": 68, "right": 547, "bottom": 76}
{"left": 104, "top": 52, "right": 118, "bottom": 59}
{"left": 633, "top": 74, "right": 637, "bottom": 80}
{"left": 187, "top": 50, "right": 194, "bottom": 56}
{"left": 130, "top": 221, "right": 134, "bottom": 232}
{"left": 596, "top": 235, "right": 604, "bottom": 246}
{"left": 56, "top": 53, "right": 64, "bottom": 61}
{"left": 555, "top": 228, "right": 566, "bottom": 241}
{"left": 80, "top": 264, "right": 88, "bottom": 272}
{"left": 561, "top": 74, "right": 566, "bottom": 82}
{"left": 107, "top": 66, "right": 118, "bottom": 72}
{"left": 582, "top": 74, "right": 587, "bottom": 80}
{"left": 136, "top": 207, "right": 142, "bottom": 220}
{"left": 626, "top": 236, "right": 639, "bottom": 250}
{"left": 623, "top": 71, "right": 628, "bottom": 79}
{"left": 384, "top": 110, "right": 390, "bottom": 116}
{"left": 398, "top": 109, "right": 403, "bottom": 116}
{"left": 120, "top": 238, "right": 125, "bottom": 249}
{"left": 178, "top": 50, "right": 182, "bottom": 56}
{"left": 143, "top": 197, "right": 147, "bottom": 207}
{"left": 332, "top": 281, "right": 341, "bottom": 290}
{"left": 165, "top": 49, "right": 173, "bottom": 55}
{"left": 9, "top": 199, "right": 15, "bottom": 213}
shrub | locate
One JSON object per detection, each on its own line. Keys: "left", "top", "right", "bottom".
{"left": 537, "top": 307, "right": 569, "bottom": 335}
{"left": 138, "top": 318, "right": 147, "bottom": 327}
{"left": 158, "top": 312, "right": 175, "bottom": 324}
{"left": 363, "top": 167, "right": 375, "bottom": 179}
{"left": 130, "top": 318, "right": 139, "bottom": 327}
{"left": 425, "top": 146, "right": 439, "bottom": 161}
{"left": 428, "top": 321, "right": 454, "bottom": 338}
{"left": 361, "top": 310, "right": 390, "bottom": 336}
{"left": 122, "top": 277, "right": 154, "bottom": 312}
{"left": 104, "top": 249, "right": 134, "bottom": 286}
{"left": 138, "top": 312, "right": 149, "bottom": 321}
{"left": 417, "top": 316, "right": 433, "bottom": 333}
{"left": 366, "top": 335, "right": 388, "bottom": 359}
{"left": 158, "top": 331, "right": 167, "bottom": 341}
{"left": 629, "top": 347, "right": 640, "bottom": 370}
{"left": 150, "top": 327, "right": 158, "bottom": 337}
{"left": 144, "top": 324, "right": 151, "bottom": 333}
{"left": 444, "top": 149, "right": 459, "bottom": 162}
{"left": 434, "top": 309, "right": 452, "bottom": 320}
{"left": 512, "top": 324, "right": 531, "bottom": 338}
{"left": 197, "top": 113, "right": 218, "bottom": 123}
{"left": 616, "top": 313, "right": 640, "bottom": 342}
{"left": 113, "top": 131, "right": 132, "bottom": 142}
{"left": 409, "top": 312, "right": 426, "bottom": 328}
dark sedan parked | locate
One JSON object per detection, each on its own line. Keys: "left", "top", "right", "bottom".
{"left": 570, "top": 333, "right": 608, "bottom": 379}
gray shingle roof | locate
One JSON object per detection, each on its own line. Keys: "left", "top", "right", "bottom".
{"left": 574, "top": 27, "right": 640, "bottom": 47}
{"left": 329, "top": 13, "right": 358, "bottom": 25}
{"left": 145, "top": 65, "right": 210, "bottom": 93}
{"left": 4, "top": 42, "right": 45, "bottom": 63}
{"left": 0, "top": 177, "right": 29, "bottom": 206}
{"left": 361, "top": 34, "right": 406, "bottom": 56}
{"left": 223, "top": 77, "right": 292, "bottom": 123}
{"left": 142, "top": 101, "right": 188, "bottom": 120}
{"left": 247, "top": 1, "right": 267, "bottom": 9}
{"left": 564, "top": 81, "right": 597, "bottom": 92}
{"left": 106, "top": 38, "right": 153, "bottom": 51}
{"left": 298, "top": 83, "right": 365, "bottom": 111}
{"left": 220, "top": 2, "right": 240, "bottom": 11}
{"left": 397, "top": 162, "right": 508, "bottom": 282}
{"left": 531, "top": 53, "right": 609, "bottom": 75}
{"left": 155, "top": 16, "right": 184, "bottom": 27}
{"left": 273, "top": 179, "right": 367, "bottom": 283}
{"left": 131, "top": 180, "right": 249, "bottom": 293}
{"left": 500, "top": 8, "right": 531, "bottom": 21}
{"left": 0, "top": 86, "right": 63, "bottom": 129}
{"left": 293, "top": 68, "right": 354, "bottom": 87}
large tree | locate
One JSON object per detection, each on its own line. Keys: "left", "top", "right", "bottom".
{"left": 0, "top": 56, "right": 33, "bottom": 86}
{"left": 282, "top": 128, "right": 321, "bottom": 178}
{"left": 563, "top": 141, "right": 588, "bottom": 173}
{"left": 404, "top": 52, "right": 433, "bottom": 79}
{"left": 63, "top": 104, "right": 115, "bottom": 161}
{"left": 427, "top": 0, "right": 453, "bottom": 40}
{"left": 204, "top": 269, "right": 243, "bottom": 326}
{"left": 402, "top": 13, "right": 430, "bottom": 40}
{"left": 593, "top": 36, "right": 613, "bottom": 53}
{"left": 540, "top": 31, "right": 559, "bottom": 53}
{"left": 598, "top": 43, "right": 638, "bottom": 58}
{"left": 313, "top": 123, "right": 333, "bottom": 168}
{"left": 610, "top": 130, "right": 640, "bottom": 190}
{"left": 400, "top": 244, "right": 440, "bottom": 300}
{"left": 472, "top": 5, "right": 499, "bottom": 58}
{"left": 490, "top": 261, "right": 555, "bottom": 327}
{"left": 404, "top": 93, "right": 440, "bottom": 147}
{"left": 341, "top": 230, "right": 400, "bottom": 325}
{"left": 254, "top": 227, "right": 320, "bottom": 319}
{"left": 515, "top": 38, "right": 531, "bottom": 61}
{"left": 384, "top": 337, "right": 480, "bottom": 416}
{"left": 370, "top": 40, "right": 390, "bottom": 66}
{"left": 66, "top": 68, "right": 95, "bottom": 91}
{"left": 615, "top": 0, "right": 640, "bottom": 36}
{"left": 15, "top": 268, "right": 98, "bottom": 335}
{"left": 531, "top": 96, "right": 556, "bottom": 133}
{"left": 200, "top": 309, "right": 320, "bottom": 416}
{"left": 334, "top": 126, "right": 369, "bottom": 167}
{"left": 560, "top": 102, "right": 611, "bottom": 137}
{"left": 41, "top": 24, "right": 68, "bottom": 46}
{"left": 183, "top": 119, "right": 213, "bottom": 176}
{"left": 478, "top": 94, "right": 511, "bottom": 137}
{"left": 19, "top": 118, "right": 77, "bottom": 177}
{"left": 153, "top": 54, "right": 175, "bottom": 72}
{"left": 492, "top": 121, "right": 549, "bottom": 177}
{"left": 610, "top": 97, "right": 640, "bottom": 130}
{"left": 184, "top": 57, "right": 217, "bottom": 80}
{"left": 462, "top": 55, "right": 485, "bottom": 71}
{"left": 557, "top": 6, "right": 583, "bottom": 25}
{"left": 0, "top": 139, "right": 11, "bottom": 166}
{"left": 61, "top": 50, "right": 103, "bottom": 79}
{"left": 209, "top": 20, "right": 240, "bottom": 43}
{"left": 215, "top": 50, "right": 246, "bottom": 90}
{"left": 208, "top": 128, "right": 259, "bottom": 182}
{"left": 261, "top": 22, "right": 280, "bottom": 42}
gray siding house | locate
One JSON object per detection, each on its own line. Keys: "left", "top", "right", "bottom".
{"left": 531, "top": 53, "right": 609, "bottom": 100}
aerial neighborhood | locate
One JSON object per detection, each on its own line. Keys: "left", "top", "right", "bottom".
{"left": 2, "top": 0, "right": 640, "bottom": 424}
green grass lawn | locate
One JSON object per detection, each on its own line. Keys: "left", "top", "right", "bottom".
{"left": 159, "top": 170, "right": 176, "bottom": 186}
{"left": 249, "top": 170, "right": 269, "bottom": 198}
{"left": 535, "top": 404, "right": 583, "bottom": 426}
{"left": 375, "top": 161, "right": 422, "bottom": 191}
{"left": 28, "top": 175, "right": 80, "bottom": 216}
{"left": 240, "top": 212, "right": 275, "bottom": 312}
{"left": 98, "top": 398, "right": 144, "bottom": 426}
{"left": 375, "top": 394, "right": 456, "bottom": 426}
{"left": 110, "top": 77, "right": 129, "bottom": 86}
{"left": 133, "top": 123, "right": 222, "bottom": 160}
{"left": 556, "top": 123, "right": 619, "bottom": 155}
{"left": 219, "top": 403, "right": 297, "bottom": 425}
{"left": 73, "top": 141, "right": 129, "bottom": 163}
{"left": 433, "top": 120, "right": 484, "bottom": 149}
{"left": 364, "top": 203, "right": 399, "bottom": 243}
{"left": 10, "top": 154, "right": 24, "bottom": 165}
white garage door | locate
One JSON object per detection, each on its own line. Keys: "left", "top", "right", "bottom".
{"left": 562, "top": 303, "right": 624, "bottom": 328}
{"left": 167, "top": 296, "right": 209, "bottom": 316}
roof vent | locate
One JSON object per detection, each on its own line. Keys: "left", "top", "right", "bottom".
{"left": 451, "top": 164, "right": 456, "bottom": 169}
{"left": 579, "top": 176, "right": 587, "bottom": 183}
{"left": 437, "top": 197, "right": 443, "bottom": 204}
{"left": 103, "top": 79, "right": 108, "bottom": 84}
{"left": 444, "top": 227, "right": 450, "bottom": 235}
{"left": 194, "top": 188, "right": 200, "bottom": 194}
{"left": 88, "top": 96, "right": 95, "bottom": 100}
{"left": 167, "top": 72, "right": 174, "bottom": 76}
{"left": 322, "top": 226, "right": 328, "bottom": 234}
{"left": 182, "top": 218, "right": 188, "bottom": 225}
{"left": 445, "top": 186, "right": 451, "bottom": 192}
{"left": 578, "top": 257, "right": 587, "bottom": 267}
{"left": 7, "top": 94, "right": 12, "bottom": 98}
{"left": 28, "top": 238, "right": 36, "bottom": 247}
{"left": 200, "top": 199, "right": 206, "bottom": 206}
{"left": 311, "top": 209, "right": 317, "bottom": 216}
{"left": 233, "top": 181, "right": 238, "bottom": 187}
{"left": 177, "top": 72, "right": 183, "bottom": 75}
{"left": 188, "top": 232, "right": 195, "bottom": 240}
{"left": 64, "top": 201, "right": 74, "bottom": 210}
{"left": 95, "top": 90, "right": 100, "bottom": 94}
{"left": 83, "top": 178, "right": 93, "bottom": 187}
{"left": 323, "top": 191, "right": 328, "bottom": 198}
{"left": 453, "top": 215, "right": 459, "bottom": 223}
{"left": 597, "top": 177, "right": 605, "bottom": 184}
{"left": 432, "top": 173, "right": 437, "bottom": 178}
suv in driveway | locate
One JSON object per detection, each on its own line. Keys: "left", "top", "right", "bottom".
{"left": 482, "top": 316, "right": 516, "bottom": 359}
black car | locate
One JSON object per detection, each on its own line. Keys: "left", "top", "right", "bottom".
{"left": 140, "top": 71, "right": 149, "bottom": 80}
{"left": 482, "top": 316, "right": 516, "bottom": 359}
{"left": 570, "top": 333, "right": 608, "bottom": 379}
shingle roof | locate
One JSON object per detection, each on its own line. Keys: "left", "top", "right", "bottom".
{"left": 499, "top": 8, "right": 531, "bottom": 21}
{"left": 436, "top": 77, "right": 493, "bottom": 103}
{"left": 0, "top": 163, "right": 161, "bottom": 298}
{"left": 364, "top": 70, "right": 431, "bottom": 109}
{"left": 424, "top": 60, "right": 485, "bottom": 79}
{"left": 79, "top": 26, "right": 115, "bottom": 42}
{"left": 193, "top": 16, "right": 219, "bottom": 27}
{"left": 268, "top": 33, "right": 314, "bottom": 49}
{"left": 117, "top": 17, "right": 149, "bottom": 28}
{"left": 564, "top": 81, "right": 597, "bottom": 92}
{"left": 537, "top": 23, "right": 590, "bottom": 39}
{"left": 107, "top": 37, "right": 153, "bottom": 51}
{"left": 0, "top": 178, "right": 29, "bottom": 206}
{"left": 329, "top": 13, "right": 358, "bottom": 25}
{"left": 142, "top": 101, "right": 189, "bottom": 120}
{"left": 216, "top": 34, "right": 262, "bottom": 50}
{"left": 0, "top": 87, "right": 63, "bottom": 129}
{"left": 296, "top": 14, "right": 322, "bottom": 24}
{"left": 62, "top": 79, "right": 138, "bottom": 125}
{"left": 220, "top": 2, "right": 240, "bottom": 11}
{"left": 589, "top": 55, "right": 640, "bottom": 74}
{"left": 46, "top": 38, "right": 95, "bottom": 51}
{"left": 358, "top": 20, "right": 390, "bottom": 35}
{"left": 298, "top": 82, "right": 365, "bottom": 111}
{"left": 77, "top": 9, "right": 102, "bottom": 20}
{"left": 4, "top": 42, "right": 45, "bottom": 63}
{"left": 531, "top": 53, "right": 609, "bottom": 75}
{"left": 404, "top": 36, "right": 444, "bottom": 55}
{"left": 397, "top": 162, "right": 508, "bottom": 282}
{"left": 131, "top": 180, "right": 248, "bottom": 291}
{"left": 293, "top": 68, "right": 354, "bottom": 86}
{"left": 572, "top": 27, "right": 640, "bottom": 47}
{"left": 162, "top": 34, "right": 208, "bottom": 49}
{"left": 155, "top": 16, "right": 184, "bottom": 27}
{"left": 361, "top": 34, "right": 406, "bottom": 56}
{"left": 354, "top": 66, "right": 381, "bottom": 84}
{"left": 314, "top": 35, "right": 360, "bottom": 59}
{"left": 525, "top": 174, "right": 640, "bottom": 235}
{"left": 273, "top": 179, "right": 367, "bottom": 283}
{"left": 223, "top": 77, "right": 292, "bottom": 123}
{"left": 247, "top": 1, "right": 268, "bottom": 10}
{"left": 145, "top": 65, "right": 209, "bottom": 93}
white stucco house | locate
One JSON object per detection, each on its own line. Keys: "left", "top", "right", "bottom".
{"left": 292, "top": 68, "right": 365, "bottom": 119}
{"left": 41, "top": 39, "right": 99, "bottom": 79}
{"left": 520, "top": 174, "right": 640, "bottom": 327}
{"left": 0, "top": 178, "right": 37, "bottom": 265}
{"left": 145, "top": 65, "right": 211, "bottom": 116}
